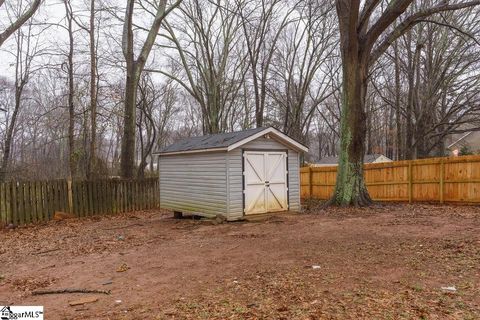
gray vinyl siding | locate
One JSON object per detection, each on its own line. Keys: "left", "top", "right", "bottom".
{"left": 288, "top": 149, "right": 301, "bottom": 211}
{"left": 159, "top": 152, "right": 227, "bottom": 217}
{"left": 226, "top": 149, "right": 243, "bottom": 220}
{"left": 226, "top": 137, "right": 301, "bottom": 218}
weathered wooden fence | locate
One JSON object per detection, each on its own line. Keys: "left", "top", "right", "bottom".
{"left": 301, "top": 155, "right": 480, "bottom": 203}
{"left": 0, "top": 178, "right": 159, "bottom": 225}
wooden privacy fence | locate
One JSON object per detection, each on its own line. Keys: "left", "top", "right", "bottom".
{"left": 301, "top": 155, "right": 480, "bottom": 203}
{"left": 0, "top": 178, "right": 159, "bottom": 226}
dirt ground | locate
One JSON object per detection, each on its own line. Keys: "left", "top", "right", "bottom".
{"left": 0, "top": 204, "right": 479, "bottom": 320}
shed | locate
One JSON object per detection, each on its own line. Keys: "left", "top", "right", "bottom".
{"left": 155, "top": 127, "right": 309, "bottom": 220}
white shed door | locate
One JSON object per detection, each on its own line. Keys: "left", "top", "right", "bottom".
{"left": 244, "top": 151, "right": 288, "bottom": 215}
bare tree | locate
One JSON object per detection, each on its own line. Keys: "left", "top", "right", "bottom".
{"left": 87, "top": 0, "right": 98, "bottom": 178}
{"left": 0, "top": 20, "right": 42, "bottom": 180}
{"left": 120, "top": 0, "right": 182, "bottom": 178}
{"left": 368, "top": 5, "right": 480, "bottom": 160}
{"left": 330, "top": 0, "right": 480, "bottom": 206}
{"left": 154, "top": 0, "right": 248, "bottom": 134}
{"left": 136, "top": 74, "right": 177, "bottom": 177}
{"left": 268, "top": 1, "right": 337, "bottom": 142}
{"left": 237, "top": 0, "right": 296, "bottom": 127}
{"left": 62, "top": 0, "right": 76, "bottom": 178}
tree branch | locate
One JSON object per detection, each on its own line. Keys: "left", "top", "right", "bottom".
{"left": 370, "top": 0, "right": 480, "bottom": 64}
{"left": 363, "top": 0, "right": 413, "bottom": 54}
{"left": 417, "top": 18, "right": 480, "bottom": 46}
{"left": 358, "top": 0, "right": 382, "bottom": 34}
{"left": 136, "top": 0, "right": 182, "bottom": 73}
{"left": 0, "top": 0, "right": 42, "bottom": 47}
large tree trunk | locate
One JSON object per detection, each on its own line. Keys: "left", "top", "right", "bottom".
{"left": 120, "top": 65, "right": 138, "bottom": 179}
{"left": 329, "top": 51, "right": 373, "bottom": 206}
{"left": 328, "top": 0, "right": 373, "bottom": 206}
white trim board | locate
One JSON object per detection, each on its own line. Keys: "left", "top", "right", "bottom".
{"left": 227, "top": 127, "right": 309, "bottom": 153}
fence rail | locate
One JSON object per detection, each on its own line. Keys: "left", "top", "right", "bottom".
{"left": 0, "top": 178, "right": 159, "bottom": 226}
{"left": 301, "top": 155, "right": 480, "bottom": 203}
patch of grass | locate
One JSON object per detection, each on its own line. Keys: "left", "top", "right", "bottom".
{"left": 411, "top": 284, "right": 424, "bottom": 292}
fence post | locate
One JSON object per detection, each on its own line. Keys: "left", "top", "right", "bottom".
{"left": 408, "top": 161, "right": 413, "bottom": 203}
{"left": 67, "top": 179, "right": 73, "bottom": 213}
{"left": 309, "top": 167, "right": 313, "bottom": 198}
{"left": 439, "top": 159, "right": 444, "bottom": 204}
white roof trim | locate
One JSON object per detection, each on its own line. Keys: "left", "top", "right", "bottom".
{"left": 155, "top": 147, "right": 227, "bottom": 156}
{"left": 227, "top": 127, "right": 309, "bottom": 153}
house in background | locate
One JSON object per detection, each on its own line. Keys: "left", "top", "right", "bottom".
{"left": 311, "top": 154, "right": 392, "bottom": 167}
{"left": 447, "top": 131, "right": 480, "bottom": 156}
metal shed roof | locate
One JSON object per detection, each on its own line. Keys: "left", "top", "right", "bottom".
{"left": 155, "top": 126, "right": 309, "bottom": 156}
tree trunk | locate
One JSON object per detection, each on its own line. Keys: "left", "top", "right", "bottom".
{"left": 65, "top": 0, "right": 76, "bottom": 179}
{"left": 87, "top": 0, "right": 97, "bottom": 179}
{"left": 405, "top": 32, "right": 418, "bottom": 160}
{"left": 328, "top": 41, "right": 372, "bottom": 206}
{"left": 120, "top": 64, "right": 138, "bottom": 179}
{"left": 365, "top": 101, "right": 372, "bottom": 154}
{"left": 120, "top": 0, "right": 173, "bottom": 178}
{"left": 393, "top": 40, "right": 402, "bottom": 160}
{"left": 251, "top": 63, "right": 263, "bottom": 128}
{"left": 0, "top": 87, "right": 22, "bottom": 182}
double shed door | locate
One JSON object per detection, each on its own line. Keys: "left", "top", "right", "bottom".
{"left": 243, "top": 151, "right": 288, "bottom": 215}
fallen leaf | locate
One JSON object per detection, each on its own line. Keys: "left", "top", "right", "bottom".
{"left": 116, "top": 263, "right": 130, "bottom": 272}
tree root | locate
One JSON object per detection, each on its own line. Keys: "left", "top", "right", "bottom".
{"left": 323, "top": 187, "right": 374, "bottom": 208}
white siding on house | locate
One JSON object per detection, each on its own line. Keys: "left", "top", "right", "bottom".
{"left": 159, "top": 152, "right": 227, "bottom": 217}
